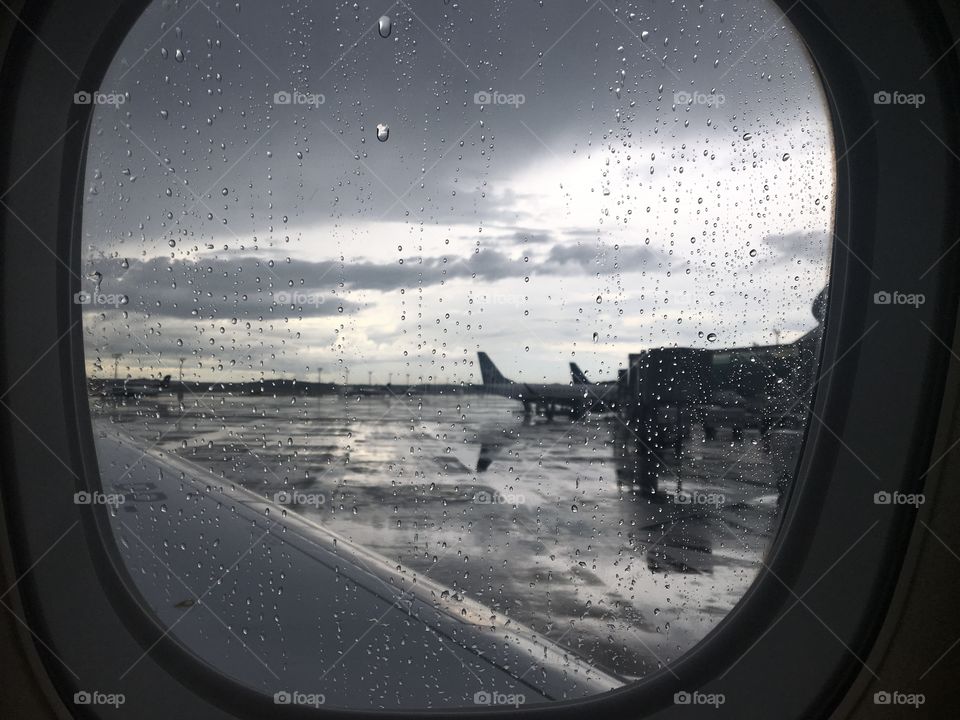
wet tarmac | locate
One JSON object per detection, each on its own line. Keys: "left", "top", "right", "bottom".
{"left": 91, "top": 390, "right": 793, "bottom": 682}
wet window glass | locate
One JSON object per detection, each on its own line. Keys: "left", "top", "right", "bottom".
{"left": 81, "top": 0, "right": 834, "bottom": 710}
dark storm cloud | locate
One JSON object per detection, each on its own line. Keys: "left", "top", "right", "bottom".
{"left": 84, "top": 0, "right": 807, "bottom": 246}
{"left": 82, "top": 256, "right": 354, "bottom": 320}
{"left": 81, "top": 253, "right": 525, "bottom": 321}
{"left": 762, "top": 231, "right": 830, "bottom": 262}
{"left": 505, "top": 229, "right": 555, "bottom": 245}
{"left": 546, "top": 243, "right": 666, "bottom": 271}
{"left": 82, "top": 240, "right": 672, "bottom": 319}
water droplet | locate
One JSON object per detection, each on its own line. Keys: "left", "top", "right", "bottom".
{"left": 376, "top": 123, "right": 390, "bottom": 142}
{"left": 782, "top": 152, "right": 790, "bottom": 161}
{"left": 707, "top": 333, "right": 718, "bottom": 342}
{"left": 378, "top": 15, "right": 392, "bottom": 38}
{"left": 174, "top": 49, "right": 184, "bottom": 63}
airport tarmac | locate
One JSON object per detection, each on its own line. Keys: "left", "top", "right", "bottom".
{"left": 91, "top": 390, "right": 792, "bottom": 685}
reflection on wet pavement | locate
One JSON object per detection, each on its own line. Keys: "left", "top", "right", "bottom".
{"left": 93, "top": 391, "right": 790, "bottom": 680}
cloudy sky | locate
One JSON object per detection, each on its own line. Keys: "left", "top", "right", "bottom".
{"left": 80, "top": 0, "right": 834, "bottom": 384}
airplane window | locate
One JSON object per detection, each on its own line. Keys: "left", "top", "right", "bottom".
{"left": 80, "top": 0, "right": 833, "bottom": 710}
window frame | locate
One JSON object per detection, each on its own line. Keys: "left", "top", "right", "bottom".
{"left": 0, "top": 0, "right": 958, "bottom": 717}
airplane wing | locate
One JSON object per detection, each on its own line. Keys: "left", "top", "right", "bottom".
{"left": 94, "top": 427, "right": 624, "bottom": 708}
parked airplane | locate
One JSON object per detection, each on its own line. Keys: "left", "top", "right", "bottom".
{"left": 478, "top": 352, "right": 616, "bottom": 417}
{"left": 569, "top": 362, "right": 618, "bottom": 392}
{"left": 102, "top": 375, "right": 172, "bottom": 398}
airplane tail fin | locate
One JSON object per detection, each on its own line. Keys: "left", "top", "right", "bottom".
{"left": 161, "top": 375, "right": 172, "bottom": 389}
{"left": 570, "top": 362, "right": 591, "bottom": 385}
{"left": 478, "top": 352, "right": 512, "bottom": 385}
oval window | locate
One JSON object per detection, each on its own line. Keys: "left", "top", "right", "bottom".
{"left": 81, "top": 0, "right": 834, "bottom": 709}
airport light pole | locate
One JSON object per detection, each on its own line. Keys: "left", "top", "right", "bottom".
{"left": 111, "top": 353, "right": 122, "bottom": 380}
